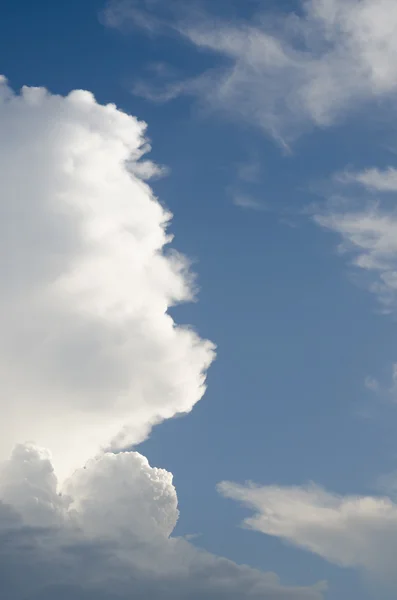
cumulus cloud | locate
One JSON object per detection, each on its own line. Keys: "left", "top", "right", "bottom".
{"left": 0, "top": 76, "right": 215, "bottom": 482}
{"left": 218, "top": 479, "right": 397, "bottom": 581}
{"left": 0, "top": 78, "right": 325, "bottom": 599}
{"left": 105, "top": 0, "right": 397, "bottom": 143}
{"left": 0, "top": 444, "right": 326, "bottom": 600}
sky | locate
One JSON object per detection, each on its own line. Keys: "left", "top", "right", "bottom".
{"left": 1, "top": 0, "right": 397, "bottom": 598}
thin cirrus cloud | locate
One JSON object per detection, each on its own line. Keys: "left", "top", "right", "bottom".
{"left": 232, "top": 193, "right": 267, "bottom": 212}
{"left": 105, "top": 0, "right": 397, "bottom": 144}
{"left": 313, "top": 168, "right": 397, "bottom": 313}
{"left": 0, "top": 78, "right": 326, "bottom": 600}
{"left": 104, "top": 0, "right": 397, "bottom": 310}
{"left": 338, "top": 167, "right": 397, "bottom": 192}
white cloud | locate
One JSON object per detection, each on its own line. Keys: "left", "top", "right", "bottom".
{"left": 339, "top": 167, "right": 397, "bottom": 192}
{"left": 0, "top": 77, "right": 215, "bottom": 483}
{"left": 0, "top": 78, "right": 326, "bottom": 599}
{"left": 364, "top": 375, "right": 381, "bottom": 393}
{"left": 105, "top": 0, "right": 397, "bottom": 142}
{"left": 0, "top": 444, "right": 326, "bottom": 600}
{"left": 364, "top": 363, "right": 397, "bottom": 398}
{"left": 312, "top": 159, "right": 397, "bottom": 312}
{"left": 103, "top": 0, "right": 165, "bottom": 34}
{"left": 313, "top": 197, "right": 397, "bottom": 312}
{"left": 218, "top": 480, "right": 397, "bottom": 580}
{"left": 232, "top": 193, "right": 267, "bottom": 211}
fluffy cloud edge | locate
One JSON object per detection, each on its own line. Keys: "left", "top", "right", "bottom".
{"left": 0, "top": 75, "right": 215, "bottom": 482}
{"left": 0, "top": 443, "right": 327, "bottom": 600}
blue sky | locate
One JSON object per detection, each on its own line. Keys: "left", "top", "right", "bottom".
{"left": 1, "top": 1, "right": 397, "bottom": 599}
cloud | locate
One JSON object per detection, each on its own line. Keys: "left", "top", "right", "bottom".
{"left": 364, "top": 375, "right": 381, "bottom": 393}
{"left": 313, "top": 184, "right": 397, "bottom": 312}
{"left": 236, "top": 161, "right": 262, "bottom": 185}
{"left": 218, "top": 479, "right": 397, "bottom": 581}
{"left": 0, "top": 77, "right": 325, "bottom": 599}
{"left": 102, "top": 0, "right": 167, "bottom": 34}
{"left": 312, "top": 160, "right": 397, "bottom": 313}
{"left": 0, "top": 444, "right": 326, "bottom": 600}
{"left": 338, "top": 167, "right": 397, "bottom": 192}
{"left": 105, "top": 0, "right": 397, "bottom": 143}
{"left": 232, "top": 193, "right": 267, "bottom": 211}
{"left": 0, "top": 77, "right": 215, "bottom": 482}
{"left": 364, "top": 363, "right": 397, "bottom": 398}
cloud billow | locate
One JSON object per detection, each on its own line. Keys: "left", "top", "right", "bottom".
{"left": 0, "top": 445, "right": 325, "bottom": 599}
{"left": 0, "top": 78, "right": 323, "bottom": 600}
{"left": 0, "top": 76, "right": 215, "bottom": 481}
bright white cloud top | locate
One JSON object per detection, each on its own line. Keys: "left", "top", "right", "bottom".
{"left": 0, "top": 76, "right": 215, "bottom": 482}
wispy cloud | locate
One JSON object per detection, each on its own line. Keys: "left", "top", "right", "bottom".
{"left": 232, "top": 192, "right": 268, "bottom": 211}
{"left": 236, "top": 160, "right": 263, "bottom": 184}
{"left": 365, "top": 363, "right": 397, "bottom": 400}
{"left": 218, "top": 479, "right": 397, "bottom": 582}
{"left": 105, "top": 0, "right": 397, "bottom": 143}
{"left": 313, "top": 165, "right": 397, "bottom": 313}
{"left": 337, "top": 167, "right": 397, "bottom": 192}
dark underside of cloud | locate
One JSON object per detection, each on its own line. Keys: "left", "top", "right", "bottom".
{"left": 0, "top": 509, "right": 324, "bottom": 600}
